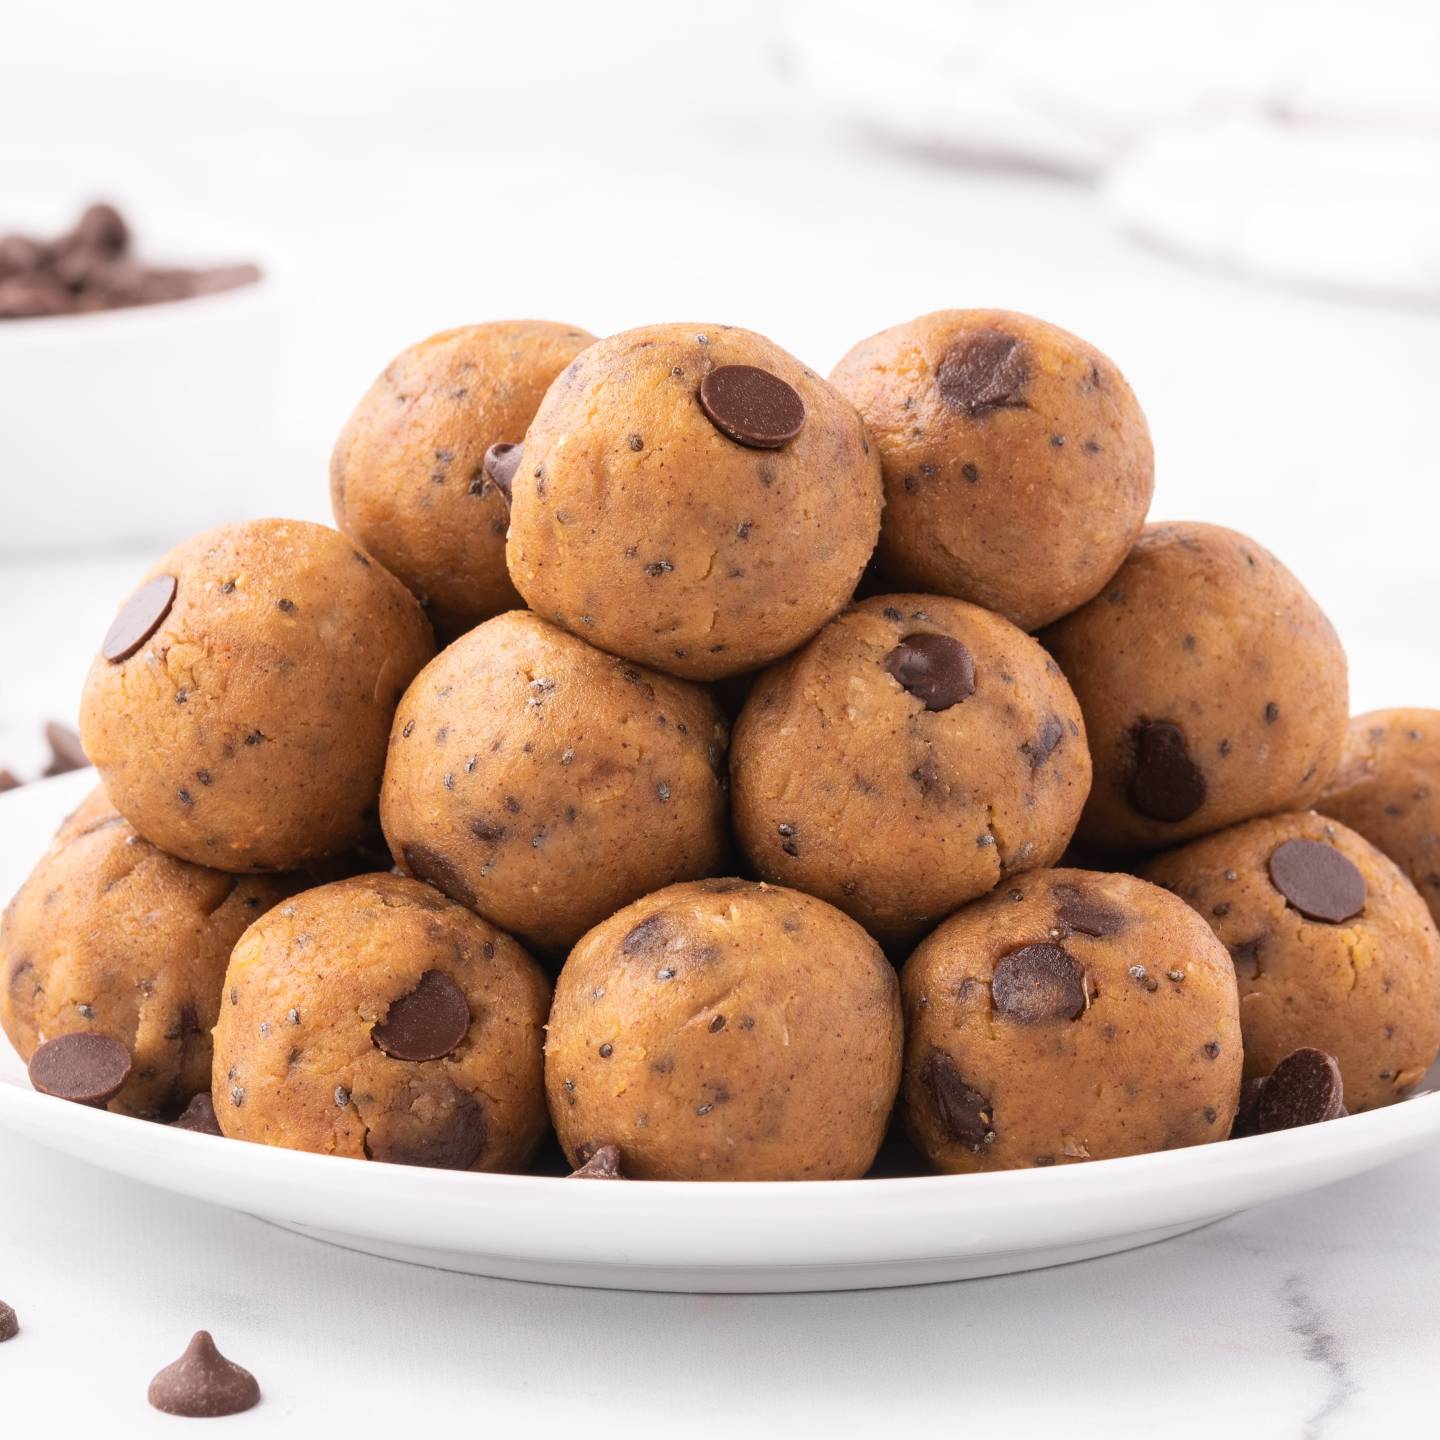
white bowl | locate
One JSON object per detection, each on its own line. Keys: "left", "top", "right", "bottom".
{"left": 0, "top": 203, "right": 291, "bottom": 553}
{"left": 4, "top": 770, "right": 1439, "bottom": 1293}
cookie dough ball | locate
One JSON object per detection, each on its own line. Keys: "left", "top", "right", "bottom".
{"left": 830, "top": 309, "right": 1153, "bottom": 632}
{"left": 1041, "top": 523, "right": 1348, "bottom": 854}
{"left": 80, "top": 519, "right": 434, "bottom": 872}
{"left": 731, "top": 595, "right": 1091, "bottom": 947}
{"left": 1, "top": 789, "right": 296, "bottom": 1118}
{"left": 213, "top": 873, "right": 549, "bottom": 1170}
{"left": 901, "top": 868, "right": 1241, "bottom": 1173}
{"left": 545, "top": 878, "right": 902, "bottom": 1179}
{"left": 506, "top": 322, "right": 882, "bottom": 680}
{"left": 1144, "top": 812, "right": 1440, "bottom": 1112}
{"left": 331, "top": 320, "right": 596, "bottom": 640}
{"left": 1319, "top": 710, "right": 1440, "bottom": 927}
{"left": 380, "top": 611, "right": 729, "bottom": 954}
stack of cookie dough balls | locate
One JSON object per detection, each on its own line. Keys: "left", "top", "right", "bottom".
{"left": 1, "top": 790, "right": 297, "bottom": 1118}
{"left": 79, "top": 518, "right": 435, "bottom": 872}
{"left": 213, "top": 874, "right": 549, "bottom": 1169}
{"left": 544, "top": 879, "right": 902, "bottom": 1179}
{"left": 900, "top": 870, "right": 1242, "bottom": 1172}
{"left": 331, "top": 320, "right": 595, "bottom": 641}
{"left": 731, "top": 594, "right": 1091, "bottom": 947}
{"left": 505, "top": 322, "right": 883, "bottom": 680}
{"left": 1145, "top": 813, "right": 1440, "bottom": 1112}
{"left": 830, "top": 309, "right": 1154, "bottom": 632}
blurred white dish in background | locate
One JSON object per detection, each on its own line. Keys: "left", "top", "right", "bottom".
{"left": 3, "top": 770, "right": 1439, "bottom": 1293}
{"left": 0, "top": 203, "right": 292, "bottom": 553}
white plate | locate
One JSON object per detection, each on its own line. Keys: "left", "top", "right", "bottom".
{"left": 3, "top": 771, "right": 1439, "bottom": 1293}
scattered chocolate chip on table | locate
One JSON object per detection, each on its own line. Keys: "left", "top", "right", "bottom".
{"left": 0, "top": 1300, "right": 18, "bottom": 1343}
{"left": 147, "top": 1331, "right": 260, "bottom": 1418}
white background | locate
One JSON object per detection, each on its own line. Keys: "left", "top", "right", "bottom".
{"left": 2, "top": 2, "right": 1439, "bottom": 1434}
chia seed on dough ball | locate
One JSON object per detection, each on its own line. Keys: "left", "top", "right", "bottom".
{"left": 79, "top": 519, "right": 434, "bottom": 872}
{"left": 830, "top": 309, "right": 1154, "bottom": 632}
{"left": 505, "top": 322, "right": 883, "bottom": 680}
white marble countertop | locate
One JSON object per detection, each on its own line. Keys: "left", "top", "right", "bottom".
{"left": 3, "top": 4, "right": 1439, "bottom": 1434}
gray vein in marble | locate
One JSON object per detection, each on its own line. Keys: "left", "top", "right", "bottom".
{"left": 1282, "top": 1273, "right": 1359, "bottom": 1439}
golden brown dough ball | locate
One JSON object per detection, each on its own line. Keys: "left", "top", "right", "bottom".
{"left": 1319, "top": 709, "right": 1440, "bottom": 927}
{"left": 79, "top": 519, "right": 434, "bottom": 873}
{"left": 731, "top": 594, "right": 1091, "bottom": 947}
{"left": 1, "top": 789, "right": 296, "bottom": 1118}
{"left": 331, "top": 320, "right": 595, "bottom": 640}
{"left": 213, "top": 873, "right": 549, "bottom": 1170}
{"left": 380, "top": 611, "right": 729, "bottom": 955}
{"left": 1144, "top": 812, "right": 1440, "bottom": 1112}
{"left": 1041, "top": 523, "right": 1348, "bottom": 854}
{"left": 505, "top": 322, "right": 882, "bottom": 680}
{"left": 545, "top": 879, "right": 903, "bottom": 1180}
{"left": 901, "top": 869, "right": 1241, "bottom": 1173}
{"left": 830, "top": 309, "right": 1153, "bottom": 631}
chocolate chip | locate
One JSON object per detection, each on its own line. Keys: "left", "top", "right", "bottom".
{"left": 0, "top": 769, "right": 20, "bottom": 792}
{"left": 935, "top": 331, "right": 1029, "bottom": 415}
{"left": 1267, "top": 839, "right": 1366, "bottom": 924}
{"left": 400, "top": 843, "right": 475, "bottom": 907}
{"left": 0, "top": 1300, "right": 16, "bottom": 1343}
{"left": 1020, "top": 714, "right": 1065, "bottom": 769}
{"left": 1128, "top": 720, "right": 1207, "bottom": 822}
{"left": 148, "top": 1331, "right": 260, "bottom": 1418}
{"left": 698, "top": 365, "right": 805, "bottom": 449}
{"left": 42, "top": 720, "right": 89, "bottom": 776}
{"left": 621, "top": 914, "right": 668, "bottom": 954}
{"left": 482, "top": 441, "right": 523, "bottom": 503}
{"left": 992, "top": 944, "right": 1087, "bottom": 1022}
{"left": 372, "top": 970, "right": 470, "bottom": 1061}
{"left": 1052, "top": 884, "right": 1125, "bottom": 938}
{"left": 1252, "top": 1049, "right": 1346, "bottom": 1133}
{"left": 27, "top": 1032, "right": 131, "bottom": 1106}
{"left": 102, "top": 573, "right": 177, "bottom": 663}
{"left": 367, "top": 1090, "right": 487, "bottom": 1168}
{"left": 925, "top": 1052, "right": 995, "bottom": 1151}
{"left": 883, "top": 633, "right": 976, "bottom": 711}
{"left": 568, "top": 1144, "right": 624, "bottom": 1179}
{"left": 171, "top": 1092, "right": 222, "bottom": 1135}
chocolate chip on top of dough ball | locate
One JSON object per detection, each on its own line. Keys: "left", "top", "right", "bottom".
{"left": 829, "top": 309, "right": 1154, "bottom": 632}
{"left": 380, "top": 611, "right": 730, "bottom": 955}
{"left": 545, "top": 879, "right": 903, "bottom": 1180}
{"left": 1144, "top": 812, "right": 1440, "bottom": 1113}
{"left": 1319, "top": 709, "right": 1440, "bottom": 927}
{"left": 212, "top": 873, "right": 550, "bottom": 1171}
{"left": 505, "top": 322, "right": 882, "bottom": 681}
{"left": 79, "top": 520, "right": 435, "bottom": 873}
{"left": 1041, "top": 522, "right": 1348, "bottom": 854}
{"left": 0, "top": 789, "right": 297, "bottom": 1118}
{"left": 730, "top": 595, "right": 1091, "bottom": 948}
{"left": 900, "top": 869, "right": 1242, "bottom": 1174}
{"left": 330, "top": 320, "right": 596, "bottom": 641}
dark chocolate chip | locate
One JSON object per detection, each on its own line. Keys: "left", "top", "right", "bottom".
{"left": 0, "top": 1300, "right": 16, "bottom": 1342}
{"left": 0, "top": 769, "right": 21, "bottom": 792}
{"left": 372, "top": 969, "right": 471, "bottom": 1061}
{"left": 621, "top": 914, "right": 668, "bottom": 954}
{"left": 366, "top": 1090, "right": 487, "bottom": 1168}
{"left": 992, "top": 944, "right": 1087, "bottom": 1022}
{"left": 883, "top": 632, "right": 976, "bottom": 711}
{"left": 1254, "top": 1048, "right": 1346, "bottom": 1133}
{"left": 1052, "top": 884, "right": 1125, "bottom": 938}
{"left": 568, "top": 1144, "right": 624, "bottom": 1179}
{"left": 1231, "top": 1076, "right": 1269, "bottom": 1138}
{"left": 42, "top": 720, "right": 89, "bottom": 776}
{"left": 1128, "top": 720, "right": 1207, "bottom": 822}
{"left": 148, "top": 1331, "right": 260, "bottom": 1418}
{"left": 935, "top": 331, "right": 1029, "bottom": 415}
{"left": 27, "top": 1032, "right": 131, "bottom": 1106}
{"left": 926, "top": 1051, "right": 995, "bottom": 1151}
{"left": 1267, "top": 839, "right": 1366, "bottom": 924}
{"left": 1019, "top": 714, "right": 1065, "bottom": 769}
{"left": 698, "top": 365, "right": 805, "bottom": 449}
{"left": 400, "top": 843, "right": 475, "bottom": 908}
{"left": 171, "top": 1092, "right": 222, "bottom": 1135}
{"left": 102, "top": 573, "right": 177, "bottom": 663}
{"left": 482, "top": 441, "right": 523, "bottom": 503}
